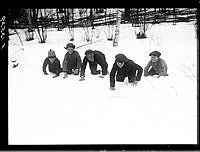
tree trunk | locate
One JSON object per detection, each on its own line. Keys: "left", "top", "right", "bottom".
{"left": 26, "top": 9, "right": 33, "bottom": 31}
{"left": 56, "top": 9, "right": 60, "bottom": 31}
{"left": 70, "top": 8, "right": 74, "bottom": 41}
{"left": 25, "top": 8, "right": 34, "bottom": 41}
{"left": 124, "top": 8, "right": 131, "bottom": 22}
{"left": 173, "top": 8, "right": 176, "bottom": 25}
{"left": 35, "top": 9, "right": 47, "bottom": 43}
{"left": 90, "top": 8, "right": 94, "bottom": 29}
{"left": 113, "top": 9, "right": 121, "bottom": 47}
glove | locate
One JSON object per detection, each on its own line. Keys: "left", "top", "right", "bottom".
{"left": 109, "top": 87, "right": 115, "bottom": 91}
{"left": 131, "top": 81, "right": 138, "bottom": 86}
{"left": 157, "top": 73, "right": 168, "bottom": 78}
{"left": 73, "top": 69, "right": 79, "bottom": 75}
{"left": 99, "top": 75, "right": 105, "bottom": 78}
{"left": 79, "top": 76, "right": 85, "bottom": 81}
{"left": 53, "top": 75, "right": 59, "bottom": 78}
{"left": 157, "top": 74, "right": 161, "bottom": 78}
{"left": 63, "top": 73, "right": 68, "bottom": 79}
{"left": 44, "top": 72, "right": 48, "bottom": 75}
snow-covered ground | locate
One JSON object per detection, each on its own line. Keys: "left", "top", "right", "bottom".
{"left": 8, "top": 22, "right": 197, "bottom": 145}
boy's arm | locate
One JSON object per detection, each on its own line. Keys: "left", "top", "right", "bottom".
{"left": 55, "top": 59, "right": 61, "bottom": 76}
{"left": 76, "top": 52, "right": 82, "bottom": 69}
{"left": 62, "top": 54, "right": 68, "bottom": 72}
{"left": 134, "top": 63, "right": 143, "bottom": 81}
{"left": 110, "top": 63, "right": 117, "bottom": 88}
{"left": 157, "top": 60, "right": 168, "bottom": 78}
{"left": 42, "top": 58, "right": 48, "bottom": 74}
{"left": 144, "top": 60, "right": 152, "bottom": 76}
{"left": 80, "top": 57, "right": 88, "bottom": 77}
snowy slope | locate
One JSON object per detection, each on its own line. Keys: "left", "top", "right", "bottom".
{"left": 8, "top": 22, "right": 197, "bottom": 144}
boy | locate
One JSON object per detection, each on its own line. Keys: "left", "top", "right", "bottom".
{"left": 62, "top": 43, "right": 82, "bottom": 79}
{"left": 42, "top": 49, "right": 62, "bottom": 78}
{"left": 110, "top": 53, "right": 143, "bottom": 90}
{"left": 80, "top": 49, "right": 108, "bottom": 81}
{"left": 144, "top": 51, "right": 168, "bottom": 78}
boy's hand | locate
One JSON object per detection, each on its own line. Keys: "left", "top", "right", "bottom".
{"left": 73, "top": 69, "right": 79, "bottom": 75}
{"left": 109, "top": 87, "right": 115, "bottom": 91}
{"left": 99, "top": 75, "right": 105, "bottom": 78}
{"left": 131, "top": 81, "right": 138, "bottom": 86}
{"left": 63, "top": 73, "right": 68, "bottom": 79}
{"left": 79, "top": 76, "right": 85, "bottom": 81}
{"left": 53, "top": 75, "right": 59, "bottom": 78}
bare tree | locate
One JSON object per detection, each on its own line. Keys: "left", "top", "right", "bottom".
{"left": 56, "top": 8, "right": 67, "bottom": 31}
{"left": 35, "top": 9, "right": 47, "bottom": 43}
{"left": 135, "top": 8, "right": 149, "bottom": 39}
{"left": 25, "top": 8, "right": 34, "bottom": 41}
{"left": 105, "top": 8, "right": 115, "bottom": 41}
{"left": 67, "top": 8, "right": 74, "bottom": 41}
{"left": 113, "top": 9, "right": 122, "bottom": 47}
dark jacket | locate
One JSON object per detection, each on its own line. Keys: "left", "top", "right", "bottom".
{"left": 62, "top": 50, "right": 82, "bottom": 72}
{"left": 43, "top": 57, "right": 62, "bottom": 76}
{"left": 110, "top": 59, "right": 143, "bottom": 87}
{"left": 80, "top": 50, "right": 108, "bottom": 77}
{"left": 144, "top": 58, "right": 168, "bottom": 77}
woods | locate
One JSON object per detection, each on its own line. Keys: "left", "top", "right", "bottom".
{"left": 8, "top": 8, "right": 197, "bottom": 44}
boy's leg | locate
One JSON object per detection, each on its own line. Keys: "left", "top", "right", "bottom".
{"left": 66, "top": 69, "right": 73, "bottom": 74}
{"left": 148, "top": 68, "right": 158, "bottom": 76}
{"left": 101, "top": 62, "right": 108, "bottom": 75}
{"left": 89, "top": 63, "right": 100, "bottom": 75}
{"left": 128, "top": 74, "right": 136, "bottom": 83}
{"left": 54, "top": 67, "right": 63, "bottom": 76}
{"left": 60, "top": 67, "right": 63, "bottom": 73}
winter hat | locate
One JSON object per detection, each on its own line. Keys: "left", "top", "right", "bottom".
{"left": 149, "top": 51, "right": 161, "bottom": 57}
{"left": 85, "top": 49, "right": 93, "bottom": 56}
{"left": 115, "top": 53, "right": 129, "bottom": 63}
{"left": 48, "top": 49, "right": 56, "bottom": 57}
{"left": 64, "top": 43, "right": 75, "bottom": 49}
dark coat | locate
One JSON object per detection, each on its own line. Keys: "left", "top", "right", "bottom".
{"left": 43, "top": 57, "right": 62, "bottom": 76}
{"left": 80, "top": 50, "right": 108, "bottom": 77}
{"left": 110, "top": 59, "right": 143, "bottom": 87}
{"left": 62, "top": 50, "right": 82, "bottom": 72}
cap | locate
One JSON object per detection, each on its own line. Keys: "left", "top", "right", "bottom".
{"left": 64, "top": 43, "right": 75, "bottom": 49}
{"left": 149, "top": 51, "right": 161, "bottom": 57}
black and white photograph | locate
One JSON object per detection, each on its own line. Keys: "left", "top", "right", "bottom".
{"left": 6, "top": 8, "right": 198, "bottom": 147}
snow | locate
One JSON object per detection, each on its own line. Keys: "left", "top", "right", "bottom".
{"left": 8, "top": 22, "right": 197, "bottom": 145}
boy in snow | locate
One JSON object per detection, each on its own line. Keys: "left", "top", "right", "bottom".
{"left": 42, "top": 49, "right": 62, "bottom": 78}
{"left": 110, "top": 53, "right": 143, "bottom": 90}
{"left": 79, "top": 49, "right": 108, "bottom": 81}
{"left": 62, "top": 43, "right": 82, "bottom": 79}
{"left": 144, "top": 51, "right": 168, "bottom": 78}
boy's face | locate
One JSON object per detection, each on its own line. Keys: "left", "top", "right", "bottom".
{"left": 49, "top": 57, "right": 56, "bottom": 63}
{"left": 67, "top": 47, "right": 74, "bottom": 54}
{"left": 151, "top": 55, "right": 159, "bottom": 62}
{"left": 116, "top": 61, "right": 124, "bottom": 68}
{"left": 87, "top": 53, "right": 94, "bottom": 62}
